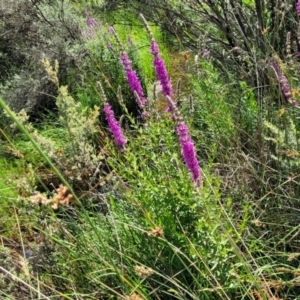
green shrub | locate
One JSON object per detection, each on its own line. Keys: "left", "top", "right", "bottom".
{"left": 0, "top": 0, "right": 84, "bottom": 116}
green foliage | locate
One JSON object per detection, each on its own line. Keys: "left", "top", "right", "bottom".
{"left": 0, "top": 245, "right": 21, "bottom": 297}
{"left": 0, "top": 67, "right": 105, "bottom": 199}
{"left": 105, "top": 9, "right": 170, "bottom": 80}
{"left": 188, "top": 59, "right": 237, "bottom": 161}
{"left": 0, "top": 158, "right": 25, "bottom": 236}
{"left": 2, "top": 2, "right": 300, "bottom": 299}
{"left": 238, "top": 81, "right": 258, "bottom": 135}
{"left": 264, "top": 110, "right": 300, "bottom": 169}
{"left": 71, "top": 0, "right": 106, "bottom": 8}
{"left": 105, "top": 116, "right": 239, "bottom": 297}
{"left": 0, "top": 0, "right": 84, "bottom": 115}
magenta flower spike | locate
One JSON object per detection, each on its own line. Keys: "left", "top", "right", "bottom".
{"left": 203, "top": 49, "right": 210, "bottom": 57}
{"left": 87, "top": 17, "right": 97, "bottom": 28}
{"left": 297, "top": 0, "right": 300, "bottom": 16}
{"left": 83, "top": 9, "right": 101, "bottom": 39}
{"left": 103, "top": 103, "right": 127, "bottom": 148}
{"left": 270, "top": 60, "right": 299, "bottom": 106}
{"left": 107, "top": 42, "right": 114, "bottom": 51}
{"left": 120, "top": 52, "right": 147, "bottom": 109}
{"left": 140, "top": 14, "right": 173, "bottom": 100}
{"left": 177, "top": 122, "right": 203, "bottom": 187}
{"left": 296, "top": 1, "right": 300, "bottom": 57}
{"left": 150, "top": 40, "right": 173, "bottom": 98}
{"left": 109, "top": 26, "right": 148, "bottom": 111}
{"left": 279, "top": 75, "right": 292, "bottom": 100}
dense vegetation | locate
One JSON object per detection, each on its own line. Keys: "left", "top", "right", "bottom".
{"left": 1, "top": 0, "right": 300, "bottom": 299}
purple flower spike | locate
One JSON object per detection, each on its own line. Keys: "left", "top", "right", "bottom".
{"left": 83, "top": 9, "right": 101, "bottom": 39}
{"left": 103, "top": 103, "right": 126, "bottom": 148}
{"left": 271, "top": 60, "right": 296, "bottom": 105}
{"left": 153, "top": 57, "right": 173, "bottom": 98}
{"left": 177, "top": 122, "right": 203, "bottom": 187}
{"left": 107, "top": 42, "right": 114, "bottom": 51}
{"left": 150, "top": 40, "right": 173, "bottom": 98}
{"left": 203, "top": 49, "right": 210, "bottom": 57}
{"left": 107, "top": 26, "right": 115, "bottom": 35}
{"left": 120, "top": 53, "right": 147, "bottom": 109}
{"left": 150, "top": 41, "right": 159, "bottom": 56}
{"left": 279, "top": 75, "right": 292, "bottom": 100}
{"left": 297, "top": 0, "right": 300, "bottom": 16}
{"left": 140, "top": 14, "right": 173, "bottom": 99}
{"left": 87, "top": 17, "right": 97, "bottom": 28}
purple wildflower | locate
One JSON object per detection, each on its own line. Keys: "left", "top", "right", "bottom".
{"left": 107, "top": 42, "right": 114, "bottom": 51}
{"left": 150, "top": 41, "right": 159, "bottom": 56}
{"left": 141, "top": 111, "right": 149, "bottom": 119}
{"left": 140, "top": 14, "right": 203, "bottom": 186}
{"left": 270, "top": 60, "right": 280, "bottom": 75}
{"left": 83, "top": 9, "right": 100, "bottom": 39}
{"left": 297, "top": 0, "right": 300, "bottom": 16}
{"left": 150, "top": 40, "right": 173, "bottom": 98}
{"left": 177, "top": 122, "right": 203, "bottom": 186}
{"left": 120, "top": 53, "right": 147, "bottom": 109}
{"left": 141, "top": 12, "right": 173, "bottom": 97}
{"left": 84, "top": 9, "right": 97, "bottom": 27}
{"left": 87, "top": 17, "right": 97, "bottom": 28}
{"left": 109, "top": 26, "right": 147, "bottom": 113}
{"left": 297, "top": 2, "right": 300, "bottom": 56}
{"left": 271, "top": 60, "right": 297, "bottom": 105}
{"left": 164, "top": 96, "right": 202, "bottom": 186}
{"left": 279, "top": 75, "right": 292, "bottom": 100}
{"left": 203, "top": 49, "right": 210, "bottom": 57}
{"left": 103, "top": 103, "right": 126, "bottom": 148}
{"left": 107, "top": 26, "right": 115, "bottom": 35}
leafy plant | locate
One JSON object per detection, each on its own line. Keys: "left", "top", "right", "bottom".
{"left": 264, "top": 110, "right": 300, "bottom": 169}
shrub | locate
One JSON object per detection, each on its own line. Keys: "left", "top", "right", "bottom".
{"left": 0, "top": 0, "right": 84, "bottom": 116}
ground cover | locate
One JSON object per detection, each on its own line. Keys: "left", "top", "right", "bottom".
{"left": 1, "top": 1, "right": 300, "bottom": 299}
